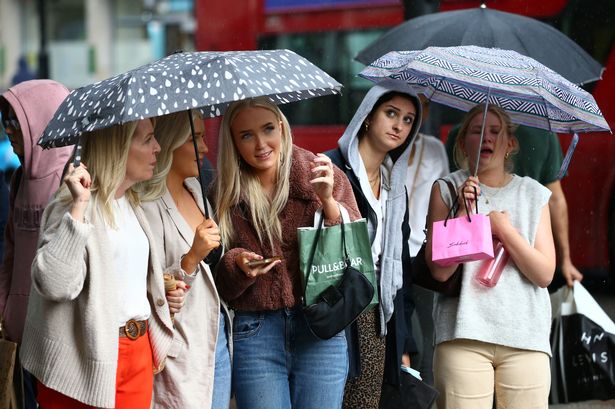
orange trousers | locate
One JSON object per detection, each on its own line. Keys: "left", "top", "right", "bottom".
{"left": 37, "top": 332, "right": 154, "bottom": 409}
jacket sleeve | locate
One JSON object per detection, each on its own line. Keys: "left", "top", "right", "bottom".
{"left": 214, "top": 247, "right": 257, "bottom": 302}
{"left": 0, "top": 174, "right": 18, "bottom": 316}
{"left": 30, "top": 201, "right": 92, "bottom": 302}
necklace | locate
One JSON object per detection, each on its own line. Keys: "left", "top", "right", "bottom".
{"left": 481, "top": 187, "right": 504, "bottom": 205}
{"left": 367, "top": 169, "right": 381, "bottom": 199}
{"left": 481, "top": 174, "right": 512, "bottom": 205}
{"left": 368, "top": 170, "right": 381, "bottom": 186}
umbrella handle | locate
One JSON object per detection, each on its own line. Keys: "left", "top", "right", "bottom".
{"left": 187, "top": 110, "right": 223, "bottom": 268}
{"left": 72, "top": 134, "right": 86, "bottom": 167}
{"left": 187, "top": 110, "right": 207, "bottom": 217}
{"left": 473, "top": 87, "right": 492, "bottom": 177}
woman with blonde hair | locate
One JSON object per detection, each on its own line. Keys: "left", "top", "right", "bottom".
{"left": 140, "top": 110, "right": 231, "bottom": 409}
{"left": 20, "top": 119, "right": 180, "bottom": 409}
{"left": 214, "top": 97, "right": 360, "bottom": 409}
{"left": 426, "top": 104, "right": 555, "bottom": 409}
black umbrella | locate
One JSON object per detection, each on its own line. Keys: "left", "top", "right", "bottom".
{"left": 355, "top": 4, "right": 603, "bottom": 85}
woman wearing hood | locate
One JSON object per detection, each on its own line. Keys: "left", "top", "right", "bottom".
{"left": 326, "top": 79, "right": 422, "bottom": 408}
{"left": 0, "top": 79, "right": 72, "bottom": 409}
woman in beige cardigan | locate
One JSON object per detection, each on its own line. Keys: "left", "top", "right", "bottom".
{"left": 140, "top": 111, "right": 231, "bottom": 409}
{"left": 20, "top": 119, "right": 179, "bottom": 408}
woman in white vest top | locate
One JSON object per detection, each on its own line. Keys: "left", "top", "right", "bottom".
{"left": 425, "top": 105, "right": 555, "bottom": 409}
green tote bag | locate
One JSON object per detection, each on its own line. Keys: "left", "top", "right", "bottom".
{"left": 298, "top": 207, "right": 378, "bottom": 308}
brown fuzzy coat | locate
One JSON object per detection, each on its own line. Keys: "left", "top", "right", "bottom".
{"left": 216, "top": 145, "right": 361, "bottom": 311}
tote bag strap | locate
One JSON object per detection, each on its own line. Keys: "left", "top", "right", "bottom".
{"left": 443, "top": 180, "right": 478, "bottom": 226}
{"left": 422, "top": 178, "right": 463, "bottom": 237}
{"left": 303, "top": 206, "right": 351, "bottom": 295}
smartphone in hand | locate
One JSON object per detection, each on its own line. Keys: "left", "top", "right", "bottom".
{"left": 247, "top": 256, "right": 283, "bottom": 268}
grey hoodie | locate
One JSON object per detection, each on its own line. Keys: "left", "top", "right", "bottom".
{"left": 337, "top": 79, "right": 422, "bottom": 335}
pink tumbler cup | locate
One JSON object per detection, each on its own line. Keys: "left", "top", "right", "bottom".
{"left": 476, "top": 239, "right": 508, "bottom": 287}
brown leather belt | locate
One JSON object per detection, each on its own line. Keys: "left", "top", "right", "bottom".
{"left": 119, "top": 319, "right": 147, "bottom": 340}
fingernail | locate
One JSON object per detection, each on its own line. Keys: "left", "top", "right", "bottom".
{"left": 186, "top": 285, "right": 191, "bottom": 289}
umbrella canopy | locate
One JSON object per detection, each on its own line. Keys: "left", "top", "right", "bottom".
{"left": 40, "top": 49, "right": 342, "bottom": 148}
{"left": 359, "top": 46, "right": 611, "bottom": 134}
{"left": 355, "top": 5, "right": 603, "bottom": 86}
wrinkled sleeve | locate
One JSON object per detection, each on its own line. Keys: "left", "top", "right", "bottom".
{"left": 30, "top": 201, "right": 92, "bottom": 302}
{"left": 215, "top": 247, "right": 257, "bottom": 302}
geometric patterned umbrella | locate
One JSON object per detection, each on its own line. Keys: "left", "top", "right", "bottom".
{"left": 39, "top": 49, "right": 342, "bottom": 148}
{"left": 359, "top": 46, "right": 610, "bottom": 134}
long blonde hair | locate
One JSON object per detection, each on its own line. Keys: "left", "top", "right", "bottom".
{"left": 215, "top": 97, "right": 293, "bottom": 250}
{"left": 138, "top": 110, "right": 198, "bottom": 202}
{"left": 57, "top": 120, "right": 142, "bottom": 227}
{"left": 454, "top": 105, "right": 519, "bottom": 173}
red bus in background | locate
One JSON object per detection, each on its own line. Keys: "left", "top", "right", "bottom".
{"left": 195, "top": 0, "right": 615, "bottom": 281}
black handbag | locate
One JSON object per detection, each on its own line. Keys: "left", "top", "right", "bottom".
{"left": 302, "top": 212, "right": 375, "bottom": 340}
{"left": 411, "top": 178, "right": 464, "bottom": 297}
{"left": 380, "top": 371, "right": 439, "bottom": 409}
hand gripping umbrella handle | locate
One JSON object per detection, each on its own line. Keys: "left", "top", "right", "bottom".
{"left": 187, "top": 110, "right": 223, "bottom": 269}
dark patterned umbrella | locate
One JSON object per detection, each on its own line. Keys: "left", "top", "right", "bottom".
{"left": 360, "top": 46, "right": 610, "bottom": 176}
{"left": 355, "top": 5, "right": 604, "bottom": 86}
{"left": 360, "top": 46, "right": 610, "bottom": 134}
{"left": 39, "top": 49, "right": 342, "bottom": 148}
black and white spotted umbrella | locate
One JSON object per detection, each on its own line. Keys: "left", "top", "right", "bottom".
{"left": 39, "top": 49, "right": 342, "bottom": 148}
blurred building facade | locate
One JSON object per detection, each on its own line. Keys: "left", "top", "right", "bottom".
{"left": 0, "top": 0, "right": 196, "bottom": 89}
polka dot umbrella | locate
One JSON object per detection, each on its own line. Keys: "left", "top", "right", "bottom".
{"left": 39, "top": 49, "right": 342, "bottom": 149}
{"left": 39, "top": 50, "right": 341, "bottom": 267}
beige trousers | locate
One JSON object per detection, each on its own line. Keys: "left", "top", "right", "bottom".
{"left": 434, "top": 339, "right": 550, "bottom": 409}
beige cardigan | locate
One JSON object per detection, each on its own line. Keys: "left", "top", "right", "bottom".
{"left": 20, "top": 195, "right": 174, "bottom": 408}
{"left": 143, "top": 178, "right": 231, "bottom": 409}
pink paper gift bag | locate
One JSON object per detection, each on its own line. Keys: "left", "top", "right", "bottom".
{"left": 432, "top": 212, "right": 494, "bottom": 267}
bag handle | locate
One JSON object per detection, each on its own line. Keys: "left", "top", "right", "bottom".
{"left": 302, "top": 205, "right": 351, "bottom": 304}
{"left": 444, "top": 181, "right": 478, "bottom": 227}
{"left": 422, "top": 178, "right": 466, "bottom": 237}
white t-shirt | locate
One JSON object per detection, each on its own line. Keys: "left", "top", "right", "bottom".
{"left": 358, "top": 155, "right": 390, "bottom": 271}
{"left": 108, "top": 196, "right": 151, "bottom": 326}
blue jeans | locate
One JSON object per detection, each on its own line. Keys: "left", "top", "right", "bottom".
{"left": 232, "top": 308, "right": 348, "bottom": 409}
{"left": 212, "top": 311, "right": 232, "bottom": 409}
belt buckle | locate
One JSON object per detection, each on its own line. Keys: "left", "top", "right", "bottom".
{"left": 124, "top": 319, "right": 140, "bottom": 340}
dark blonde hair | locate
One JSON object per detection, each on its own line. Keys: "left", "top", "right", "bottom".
{"left": 138, "top": 110, "right": 201, "bottom": 201}
{"left": 454, "top": 105, "right": 519, "bottom": 173}
{"left": 57, "top": 120, "right": 143, "bottom": 227}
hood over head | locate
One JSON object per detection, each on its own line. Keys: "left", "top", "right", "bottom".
{"left": 338, "top": 79, "right": 422, "bottom": 168}
{"left": 0, "top": 79, "right": 72, "bottom": 180}
{"left": 336, "top": 79, "right": 423, "bottom": 334}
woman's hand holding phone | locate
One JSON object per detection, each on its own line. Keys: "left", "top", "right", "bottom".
{"left": 237, "top": 252, "right": 283, "bottom": 278}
